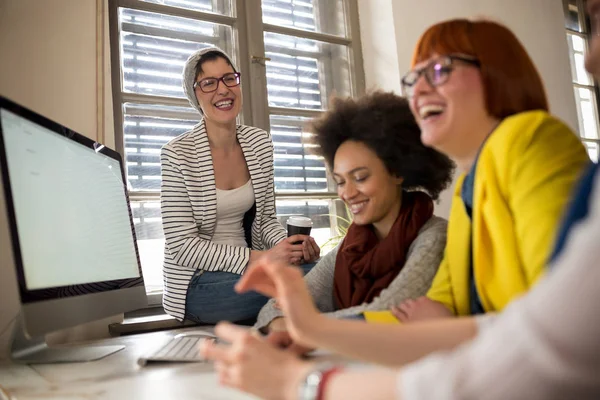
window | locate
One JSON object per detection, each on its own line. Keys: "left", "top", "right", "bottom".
{"left": 564, "top": 0, "right": 600, "bottom": 162}
{"left": 108, "top": 0, "right": 364, "bottom": 300}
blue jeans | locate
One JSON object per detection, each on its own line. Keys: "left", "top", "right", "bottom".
{"left": 185, "top": 263, "right": 315, "bottom": 324}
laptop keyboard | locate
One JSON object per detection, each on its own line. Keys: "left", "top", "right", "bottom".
{"left": 139, "top": 334, "right": 215, "bottom": 365}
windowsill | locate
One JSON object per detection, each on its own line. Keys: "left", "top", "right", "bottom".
{"left": 146, "top": 292, "right": 163, "bottom": 307}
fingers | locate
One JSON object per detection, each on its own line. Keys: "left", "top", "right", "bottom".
{"left": 274, "top": 238, "right": 305, "bottom": 264}
{"left": 304, "top": 237, "right": 321, "bottom": 261}
{"left": 392, "top": 299, "right": 416, "bottom": 323}
{"left": 391, "top": 306, "right": 409, "bottom": 322}
{"left": 310, "top": 237, "right": 321, "bottom": 258}
{"left": 414, "top": 296, "right": 431, "bottom": 304}
{"left": 287, "top": 234, "right": 309, "bottom": 244}
{"left": 400, "top": 299, "right": 415, "bottom": 311}
{"left": 236, "top": 264, "right": 276, "bottom": 296}
{"left": 266, "top": 331, "right": 293, "bottom": 349}
{"left": 236, "top": 259, "right": 304, "bottom": 300}
{"left": 290, "top": 256, "right": 303, "bottom": 265}
{"left": 214, "top": 360, "right": 233, "bottom": 387}
{"left": 237, "top": 256, "right": 289, "bottom": 295}
{"left": 201, "top": 337, "right": 232, "bottom": 364}
{"left": 287, "top": 343, "right": 313, "bottom": 356}
{"left": 215, "top": 322, "right": 252, "bottom": 344}
{"left": 301, "top": 241, "right": 312, "bottom": 263}
{"left": 289, "top": 247, "right": 305, "bottom": 259}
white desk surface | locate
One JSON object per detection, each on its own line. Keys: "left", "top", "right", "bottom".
{"left": 0, "top": 326, "right": 341, "bottom": 400}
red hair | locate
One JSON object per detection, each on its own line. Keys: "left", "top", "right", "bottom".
{"left": 412, "top": 19, "right": 548, "bottom": 119}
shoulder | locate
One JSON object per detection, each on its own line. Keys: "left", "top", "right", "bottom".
{"left": 418, "top": 215, "right": 447, "bottom": 234}
{"left": 162, "top": 122, "right": 204, "bottom": 154}
{"left": 406, "top": 216, "right": 447, "bottom": 262}
{"left": 483, "top": 111, "right": 586, "bottom": 170}
{"left": 491, "top": 110, "right": 579, "bottom": 150}
{"left": 237, "top": 124, "right": 270, "bottom": 143}
{"left": 320, "top": 243, "right": 341, "bottom": 266}
{"left": 413, "top": 216, "right": 447, "bottom": 245}
{"left": 238, "top": 125, "right": 275, "bottom": 165}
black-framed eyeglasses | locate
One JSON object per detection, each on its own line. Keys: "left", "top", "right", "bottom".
{"left": 193, "top": 72, "right": 241, "bottom": 93}
{"left": 401, "top": 55, "right": 480, "bottom": 97}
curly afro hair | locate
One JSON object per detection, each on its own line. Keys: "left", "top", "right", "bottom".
{"left": 309, "top": 91, "right": 455, "bottom": 200}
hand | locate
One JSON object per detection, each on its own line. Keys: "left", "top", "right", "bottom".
{"left": 201, "top": 322, "right": 314, "bottom": 400}
{"left": 235, "top": 257, "right": 322, "bottom": 348}
{"left": 266, "top": 318, "right": 314, "bottom": 355}
{"left": 265, "top": 235, "right": 308, "bottom": 265}
{"left": 266, "top": 330, "right": 315, "bottom": 356}
{"left": 391, "top": 297, "right": 454, "bottom": 323}
{"left": 267, "top": 317, "right": 287, "bottom": 331}
{"left": 301, "top": 236, "right": 321, "bottom": 263}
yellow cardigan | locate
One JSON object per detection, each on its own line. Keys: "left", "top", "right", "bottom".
{"left": 427, "top": 111, "right": 589, "bottom": 316}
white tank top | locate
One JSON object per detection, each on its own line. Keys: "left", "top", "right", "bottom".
{"left": 212, "top": 180, "right": 255, "bottom": 248}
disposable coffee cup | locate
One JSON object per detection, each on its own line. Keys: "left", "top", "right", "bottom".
{"left": 287, "top": 216, "right": 312, "bottom": 243}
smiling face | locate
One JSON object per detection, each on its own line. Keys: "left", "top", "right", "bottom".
{"left": 408, "top": 54, "right": 490, "bottom": 161}
{"left": 333, "top": 140, "right": 403, "bottom": 234}
{"left": 194, "top": 57, "right": 242, "bottom": 126}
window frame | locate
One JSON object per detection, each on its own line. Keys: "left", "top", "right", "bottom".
{"left": 563, "top": 0, "right": 600, "bottom": 160}
{"left": 108, "top": 0, "right": 365, "bottom": 304}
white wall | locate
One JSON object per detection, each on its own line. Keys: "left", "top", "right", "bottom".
{"left": 0, "top": 0, "right": 119, "bottom": 359}
{"left": 0, "top": 0, "right": 101, "bottom": 141}
{"left": 356, "top": 0, "right": 403, "bottom": 93}
{"left": 358, "top": 0, "right": 577, "bottom": 218}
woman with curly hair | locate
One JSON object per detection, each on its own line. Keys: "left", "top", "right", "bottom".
{"left": 254, "top": 91, "right": 454, "bottom": 339}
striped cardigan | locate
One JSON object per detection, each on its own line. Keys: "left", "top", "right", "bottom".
{"left": 160, "top": 119, "right": 287, "bottom": 321}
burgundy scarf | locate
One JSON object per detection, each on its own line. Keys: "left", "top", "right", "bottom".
{"left": 333, "top": 191, "right": 434, "bottom": 309}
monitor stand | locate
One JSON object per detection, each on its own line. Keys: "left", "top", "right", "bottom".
{"left": 10, "top": 316, "right": 124, "bottom": 364}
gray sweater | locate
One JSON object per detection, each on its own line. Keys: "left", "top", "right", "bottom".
{"left": 255, "top": 216, "right": 448, "bottom": 330}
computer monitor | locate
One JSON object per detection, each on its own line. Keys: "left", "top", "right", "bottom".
{"left": 0, "top": 96, "right": 147, "bottom": 363}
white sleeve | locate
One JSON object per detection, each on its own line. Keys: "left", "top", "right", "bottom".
{"left": 398, "top": 173, "right": 600, "bottom": 400}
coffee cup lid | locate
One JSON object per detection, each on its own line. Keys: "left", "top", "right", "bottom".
{"left": 287, "top": 216, "right": 313, "bottom": 227}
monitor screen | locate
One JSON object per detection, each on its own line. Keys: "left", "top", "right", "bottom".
{"left": 0, "top": 99, "right": 144, "bottom": 304}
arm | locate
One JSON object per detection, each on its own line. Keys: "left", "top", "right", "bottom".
{"left": 306, "top": 314, "right": 477, "bottom": 367}
{"left": 325, "top": 217, "right": 447, "bottom": 319}
{"left": 507, "top": 115, "right": 588, "bottom": 284}
{"left": 160, "top": 146, "right": 250, "bottom": 274}
{"left": 237, "top": 255, "right": 478, "bottom": 367}
{"left": 397, "top": 195, "right": 600, "bottom": 400}
{"left": 424, "top": 255, "right": 455, "bottom": 314}
{"left": 254, "top": 246, "right": 340, "bottom": 330}
{"left": 256, "top": 136, "right": 287, "bottom": 249}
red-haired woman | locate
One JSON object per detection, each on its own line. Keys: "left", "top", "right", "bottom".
{"left": 201, "top": 18, "right": 595, "bottom": 400}
{"left": 391, "top": 18, "right": 589, "bottom": 321}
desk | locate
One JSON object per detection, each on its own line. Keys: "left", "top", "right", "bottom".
{"left": 0, "top": 327, "right": 261, "bottom": 400}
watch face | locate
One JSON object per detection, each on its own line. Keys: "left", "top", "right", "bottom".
{"left": 298, "top": 371, "right": 319, "bottom": 400}
{"left": 298, "top": 364, "right": 335, "bottom": 400}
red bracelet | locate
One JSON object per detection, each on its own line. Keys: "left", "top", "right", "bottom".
{"left": 316, "top": 366, "right": 344, "bottom": 400}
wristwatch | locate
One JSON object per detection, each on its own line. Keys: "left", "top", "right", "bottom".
{"left": 297, "top": 363, "right": 337, "bottom": 400}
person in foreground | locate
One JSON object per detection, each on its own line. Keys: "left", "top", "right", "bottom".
{"left": 388, "top": 17, "right": 588, "bottom": 322}
{"left": 255, "top": 92, "right": 454, "bottom": 335}
{"left": 160, "top": 47, "right": 319, "bottom": 324}
{"left": 201, "top": 13, "right": 600, "bottom": 400}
